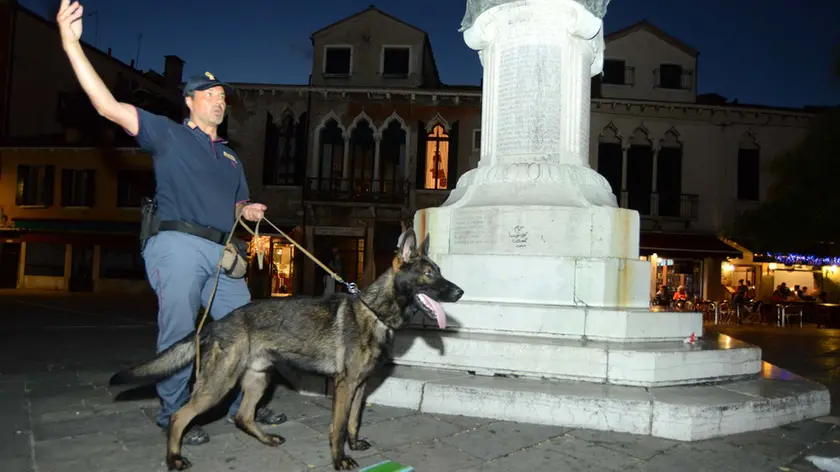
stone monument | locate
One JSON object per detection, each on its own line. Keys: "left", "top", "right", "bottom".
{"left": 293, "top": 0, "right": 831, "bottom": 441}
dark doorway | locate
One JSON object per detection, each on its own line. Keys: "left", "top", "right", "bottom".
{"left": 69, "top": 244, "right": 94, "bottom": 292}
{"left": 314, "top": 235, "right": 365, "bottom": 295}
{"left": 0, "top": 242, "right": 21, "bottom": 288}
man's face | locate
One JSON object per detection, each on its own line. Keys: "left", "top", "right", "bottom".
{"left": 186, "top": 86, "right": 226, "bottom": 126}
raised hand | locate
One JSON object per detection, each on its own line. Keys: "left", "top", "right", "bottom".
{"left": 56, "top": 0, "right": 84, "bottom": 48}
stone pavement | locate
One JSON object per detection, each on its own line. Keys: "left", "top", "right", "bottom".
{"left": 2, "top": 293, "right": 840, "bottom": 472}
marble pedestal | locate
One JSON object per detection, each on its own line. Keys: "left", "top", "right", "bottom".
{"left": 286, "top": 0, "right": 829, "bottom": 440}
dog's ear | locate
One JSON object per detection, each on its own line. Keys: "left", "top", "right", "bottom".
{"left": 397, "top": 229, "right": 417, "bottom": 263}
{"left": 419, "top": 233, "right": 430, "bottom": 256}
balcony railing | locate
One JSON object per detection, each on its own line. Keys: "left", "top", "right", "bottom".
{"left": 619, "top": 191, "right": 699, "bottom": 220}
{"left": 304, "top": 178, "right": 410, "bottom": 205}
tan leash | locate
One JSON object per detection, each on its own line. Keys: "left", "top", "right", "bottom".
{"left": 194, "top": 213, "right": 357, "bottom": 376}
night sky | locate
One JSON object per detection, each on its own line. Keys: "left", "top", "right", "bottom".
{"left": 23, "top": 0, "right": 840, "bottom": 109}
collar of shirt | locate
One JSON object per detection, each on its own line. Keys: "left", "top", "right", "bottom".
{"left": 184, "top": 119, "right": 228, "bottom": 144}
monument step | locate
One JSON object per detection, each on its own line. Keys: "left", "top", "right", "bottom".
{"left": 392, "top": 331, "right": 762, "bottom": 387}
{"left": 288, "top": 361, "right": 830, "bottom": 442}
{"left": 414, "top": 302, "right": 703, "bottom": 342}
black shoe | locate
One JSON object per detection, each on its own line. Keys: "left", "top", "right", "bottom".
{"left": 158, "top": 423, "right": 210, "bottom": 446}
{"left": 227, "top": 407, "right": 287, "bottom": 425}
{"left": 256, "top": 407, "right": 287, "bottom": 425}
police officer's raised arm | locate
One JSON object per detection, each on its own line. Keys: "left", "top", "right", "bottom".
{"left": 57, "top": 0, "right": 139, "bottom": 136}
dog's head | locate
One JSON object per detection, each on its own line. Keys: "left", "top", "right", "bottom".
{"left": 390, "top": 229, "right": 464, "bottom": 329}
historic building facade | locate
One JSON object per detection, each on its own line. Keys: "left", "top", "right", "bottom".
{"left": 0, "top": 1, "right": 184, "bottom": 292}
{"left": 227, "top": 7, "right": 817, "bottom": 299}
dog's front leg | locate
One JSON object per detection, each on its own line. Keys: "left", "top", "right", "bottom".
{"left": 346, "top": 381, "right": 370, "bottom": 451}
{"left": 330, "top": 375, "right": 359, "bottom": 470}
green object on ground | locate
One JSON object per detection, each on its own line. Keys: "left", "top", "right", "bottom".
{"left": 359, "top": 460, "right": 414, "bottom": 471}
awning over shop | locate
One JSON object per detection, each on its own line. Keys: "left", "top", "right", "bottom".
{"left": 639, "top": 232, "right": 742, "bottom": 259}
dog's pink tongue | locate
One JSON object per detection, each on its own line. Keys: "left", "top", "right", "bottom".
{"left": 419, "top": 294, "right": 447, "bottom": 329}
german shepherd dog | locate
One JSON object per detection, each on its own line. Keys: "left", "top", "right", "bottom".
{"left": 109, "top": 229, "right": 463, "bottom": 470}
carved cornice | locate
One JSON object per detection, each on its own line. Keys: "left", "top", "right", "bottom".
{"left": 233, "top": 84, "right": 482, "bottom": 103}
{"left": 592, "top": 98, "right": 817, "bottom": 122}
{"left": 232, "top": 84, "right": 817, "bottom": 122}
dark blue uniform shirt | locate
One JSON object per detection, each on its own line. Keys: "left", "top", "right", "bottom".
{"left": 131, "top": 107, "right": 249, "bottom": 234}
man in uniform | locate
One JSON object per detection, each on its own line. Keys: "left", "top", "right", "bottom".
{"left": 56, "top": 0, "right": 287, "bottom": 445}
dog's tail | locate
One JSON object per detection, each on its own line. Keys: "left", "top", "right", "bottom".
{"left": 109, "top": 332, "right": 199, "bottom": 385}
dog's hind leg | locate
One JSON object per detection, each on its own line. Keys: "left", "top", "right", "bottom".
{"left": 166, "top": 343, "right": 241, "bottom": 471}
{"left": 346, "top": 381, "right": 370, "bottom": 451}
{"left": 329, "top": 375, "right": 360, "bottom": 470}
{"left": 233, "top": 369, "right": 285, "bottom": 447}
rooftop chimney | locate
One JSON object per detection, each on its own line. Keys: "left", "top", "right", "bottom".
{"left": 163, "top": 55, "right": 185, "bottom": 88}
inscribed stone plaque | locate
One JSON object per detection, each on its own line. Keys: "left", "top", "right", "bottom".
{"left": 451, "top": 210, "right": 496, "bottom": 250}
{"left": 495, "top": 42, "right": 563, "bottom": 158}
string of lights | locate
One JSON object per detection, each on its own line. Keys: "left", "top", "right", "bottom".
{"left": 761, "top": 253, "right": 840, "bottom": 267}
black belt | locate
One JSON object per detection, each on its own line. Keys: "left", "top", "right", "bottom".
{"left": 157, "top": 220, "right": 230, "bottom": 245}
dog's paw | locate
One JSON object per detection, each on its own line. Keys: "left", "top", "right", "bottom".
{"left": 333, "top": 456, "right": 359, "bottom": 470}
{"left": 264, "top": 433, "right": 286, "bottom": 447}
{"left": 348, "top": 438, "right": 371, "bottom": 451}
{"left": 166, "top": 454, "right": 192, "bottom": 471}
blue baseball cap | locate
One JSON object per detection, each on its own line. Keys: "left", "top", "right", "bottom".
{"left": 182, "top": 71, "right": 233, "bottom": 97}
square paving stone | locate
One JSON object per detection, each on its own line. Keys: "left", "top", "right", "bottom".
{"left": 37, "top": 446, "right": 166, "bottom": 472}
{"left": 766, "top": 420, "right": 835, "bottom": 444}
{"left": 717, "top": 429, "right": 809, "bottom": 462}
{"left": 445, "top": 421, "right": 569, "bottom": 461}
{"left": 386, "top": 439, "right": 485, "bottom": 471}
{"left": 183, "top": 449, "right": 310, "bottom": 472}
{"left": 359, "top": 414, "right": 462, "bottom": 450}
{"left": 0, "top": 432, "right": 31, "bottom": 461}
{"left": 0, "top": 406, "right": 31, "bottom": 435}
{"left": 30, "top": 388, "right": 115, "bottom": 424}
{"left": 455, "top": 443, "right": 591, "bottom": 472}
{"left": 567, "top": 428, "right": 679, "bottom": 461}
{"left": 33, "top": 410, "right": 154, "bottom": 441}
{"left": 638, "top": 442, "right": 794, "bottom": 472}
{"left": 432, "top": 413, "right": 496, "bottom": 431}
{"left": 544, "top": 435, "right": 642, "bottom": 471}
{"left": 0, "top": 457, "right": 33, "bottom": 472}
{"left": 35, "top": 433, "right": 124, "bottom": 464}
